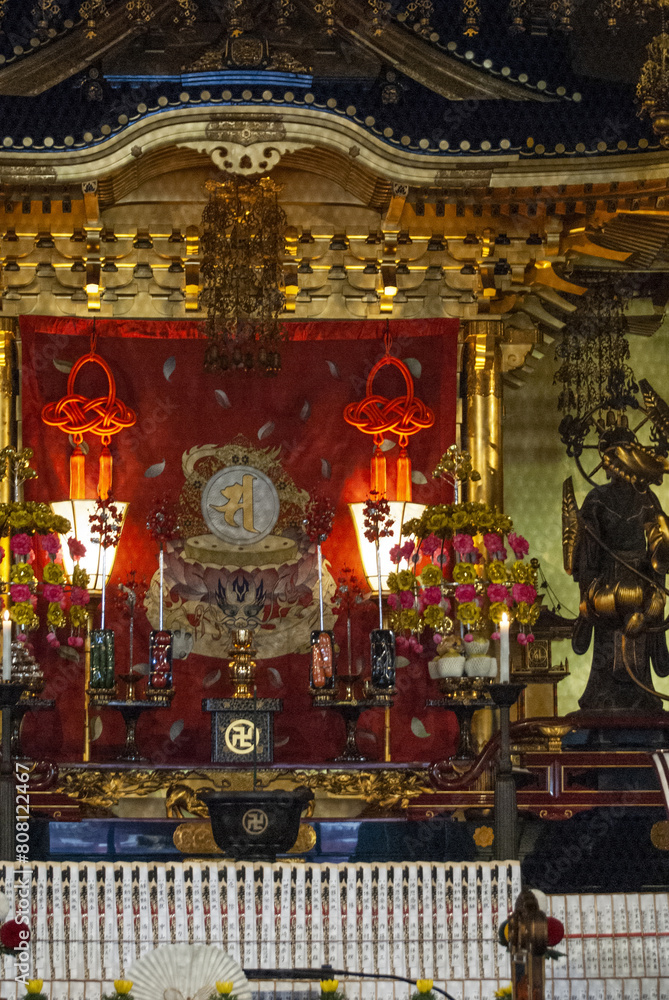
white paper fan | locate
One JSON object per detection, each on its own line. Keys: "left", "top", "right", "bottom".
{"left": 128, "top": 943, "right": 252, "bottom": 1000}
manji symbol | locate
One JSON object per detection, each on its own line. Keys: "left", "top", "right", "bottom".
{"left": 242, "top": 808, "right": 269, "bottom": 836}
{"left": 224, "top": 718, "right": 259, "bottom": 754}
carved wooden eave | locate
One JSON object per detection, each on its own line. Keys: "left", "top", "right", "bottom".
{"left": 0, "top": 0, "right": 175, "bottom": 97}
{"left": 0, "top": 0, "right": 549, "bottom": 103}
{"left": 2, "top": 105, "right": 669, "bottom": 193}
{"left": 335, "top": 0, "right": 551, "bottom": 103}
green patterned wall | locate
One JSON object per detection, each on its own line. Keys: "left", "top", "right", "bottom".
{"left": 503, "top": 323, "right": 669, "bottom": 713}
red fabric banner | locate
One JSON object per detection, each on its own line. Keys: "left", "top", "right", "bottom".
{"left": 20, "top": 316, "right": 459, "bottom": 764}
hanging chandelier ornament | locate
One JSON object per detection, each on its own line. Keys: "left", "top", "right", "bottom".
{"left": 637, "top": 24, "right": 669, "bottom": 145}
{"left": 200, "top": 176, "right": 287, "bottom": 376}
{"left": 79, "top": 0, "right": 108, "bottom": 37}
{"left": 126, "top": 0, "right": 155, "bottom": 22}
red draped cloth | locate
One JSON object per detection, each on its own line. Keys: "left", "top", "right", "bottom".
{"left": 20, "top": 316, "right": 459, "bottom": 764}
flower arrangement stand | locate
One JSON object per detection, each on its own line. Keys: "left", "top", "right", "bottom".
{"left": 10, "top": 697, "right": 55, "bottom": 758}
{"left": 0, "top": 682, "right": 26, "bottom": 860}
{"left": 426, "top": 677, "right": 495, "bottom": 764}
{"left": 490, "top": 682, "right": 525, "bottom": 860}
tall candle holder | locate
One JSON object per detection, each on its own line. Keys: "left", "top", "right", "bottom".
{"left": 489, "top": 681, "right": 526, "bottom": 861}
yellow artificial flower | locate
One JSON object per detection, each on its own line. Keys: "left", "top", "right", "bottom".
{"left": 10, "top": 563, "right": 34, "bottom": 584}
{"left": 428, "top": 512, "right": 449, "bottom": 533}
{"left": 42, "top": 562, "right": 64, "bottom": 585}
{"left": 452, "top": 563, "right": 476, "bottom": 584}
{"left": 72, "top": 565, "right": 90, "bottom": 589}
{"left": 416, "top": 981, "right": 434, "bottom": 994}
{"left": 113, "top": 982, "right": 133, "bottom": 996}
{"left": 423, "top": 605, "right": 445, "bottom": 628}
{"left": 487, "top": 562, "right": 507, "bottom": 584}
{"left": 216, "top": 983, "right": 235, "bottom": 995}
{"left": 47, "top": 603, "right": 67, "bottom": 628}
{"left": 420, "top": 564, "right": 442, "bottom": 587}
{"left": 320, "top": 981, "right": 339, "bottom": 994}
{"left": 510, "top": 560, "right": 528, "bottom": 584}
{"left": 488, "top": 601, "right": 509, "bottom": 624}
{"left": 451, "top": 510, "right": 470, "bottom": 530}
{"left": 456, "top": 601, "right": 480, "bottom": 626}
{"left": 398, "top": 608, "right": 421, "bottom": 632}
{"left": 386, "top": 572, "right": 400, "bottom": 594}
{"left": 26, "top": 982, "right": 43, "bottom": 995}
{"left": 473, "top": 826, "right": 494, "bottom": 847}
{"left": 494, "top": 986, "right": 513, "bottom": 999}
{"left": 70, "top": 605, "right": 88, "bottom": 629}
{"left": 396, "top": 569, "right": 415, "bottom": 591}
{"left": 515, "top": 601, "right": 540, "bottom": 627}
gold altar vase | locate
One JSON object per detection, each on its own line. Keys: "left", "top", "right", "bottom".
{"left": 228, "top": 628, "right": 257, "bottom": 698}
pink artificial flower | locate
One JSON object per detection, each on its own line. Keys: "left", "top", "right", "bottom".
{"left": 43, "top": 584, "right": 64, "bottom": 603}
{"left": 400, "top": 540, "right": 415, "bottom": 561}
{"left": 67, "top": 635, "right": 84, "bottom": 648}
{"left": 70, "top": 587, "right": 90, "bottom": 607}
{"left": 453, "top": 533, "right": 475, "bottom": 556}
{"left": 508, "top": 532, "right": 530, "bottom": 559}
{"left": 517, "top": 633, "right": 528, "bottom": 646}
{"left": 399, "top": 589, "right": 415, "bottom": 609}
{"left": 422, "top": 585, "right": 443, "bottom": 606}
{"left": 16, "top": 633, "right": 26, "bottom": 643}
{"left": 67, "top": 537, "right": 87, "bottom": 561}
{"left": 512, "top": 583, "right": 537, "bottom": 606}
{"left": 9, "top": 584, "right": 30, "bottom": 603}
{"left": 10, "top": 534, "right": 32, "bottom": 557}
{"left": 408, "top": 635, "right": 424, "bottom": 655}
{"left": 387, "top": 593, "right": 400, "bottom": 610}
{"left": 487, "top": 583, "right": 510, "bottom": 604}
{"left": 464, "top": 633, "right": 474, "bottom": 643}
{"left": 389, "top": 545, "right": 402, "bottom": 565}
{"left": 526, "top": 633, "right": 535, "bottom": 643}
{"left": 491, "top": 631, "right": 500, "bottom": 641}
{"left": 433, "top": 633, "right": 442, "bottom": 645}
{"left": 455, "top": 584, "right": 477, "bottom": 603}
{"left": 41, "top": 534, "right": 61, "bottom": 556}
{"left": 421, "top": 535, "right": 441, "bottom": 556}
{"left": 483, "top": 533, "right": 505, "bottom": 555}
{"left": 46, "top": 632, "right": 60, "bottom": 649}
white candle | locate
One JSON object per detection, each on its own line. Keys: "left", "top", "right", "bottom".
{"left": 499, "top": 612, "right": 510, "bottom": 684}
{"left": 3, "top": 610, "right": 12, "bottom": 682}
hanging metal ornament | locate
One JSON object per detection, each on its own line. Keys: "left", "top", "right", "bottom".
{"left": 368, "top": 0, "right": 389, "bottom": 35}
{"left": 32, "top": 0, "right": 61, "bottom": 33}
{"left": 126, "top": 0, "right": 155, "bottom": 23}
{"left": 403, "top": 0, "right": 433, "bottom": 34}
{"left": 508, "top": 0, "right": 528, "bottom": 31}
{"left": 79, "top": 0, "right": 108, "bottom": 37}
{"left": 548, "top": 0, "right": 575, "bottom": 31}
{"left": 313, "top": 0, "right": 336, "bottom": 35}
{"left": 174, "top": 0, "right": 197, "bottom": 27}
{"left": 461, "top": 0, "right": 481, "bottom": 35}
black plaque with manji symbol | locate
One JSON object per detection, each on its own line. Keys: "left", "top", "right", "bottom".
{"left": 202, "top": 698, "right": 283, "bottom": 763}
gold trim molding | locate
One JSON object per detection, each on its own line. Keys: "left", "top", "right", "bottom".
{"left": 55, "top": 766, "right": 435, "bottom": 814}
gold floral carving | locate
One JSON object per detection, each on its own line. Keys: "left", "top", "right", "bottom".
{"left": 172, "top": 820, "right": 317, "bottom": 856}
{"left": 57, "top": 767, "right": 434, "bottom": 813}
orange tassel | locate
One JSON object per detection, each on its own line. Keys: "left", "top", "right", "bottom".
{"left": 371, "top": 446, "right": 387, "bottom": 497}
{"left": 98, "top": 445, "right": 112, "bottom": 500}
{"left": 70, "top": 446, "right": 85, "bottom": 500}
{"left": 396, "top": 448, "right": 412, "bottom": 502}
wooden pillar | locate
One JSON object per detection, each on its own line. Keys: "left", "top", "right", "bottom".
{"left": 461, "top": 320, "right": 504, "bottom": 754}
{"left": 462, "top": 319, "right": 504, "bottom": 510}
